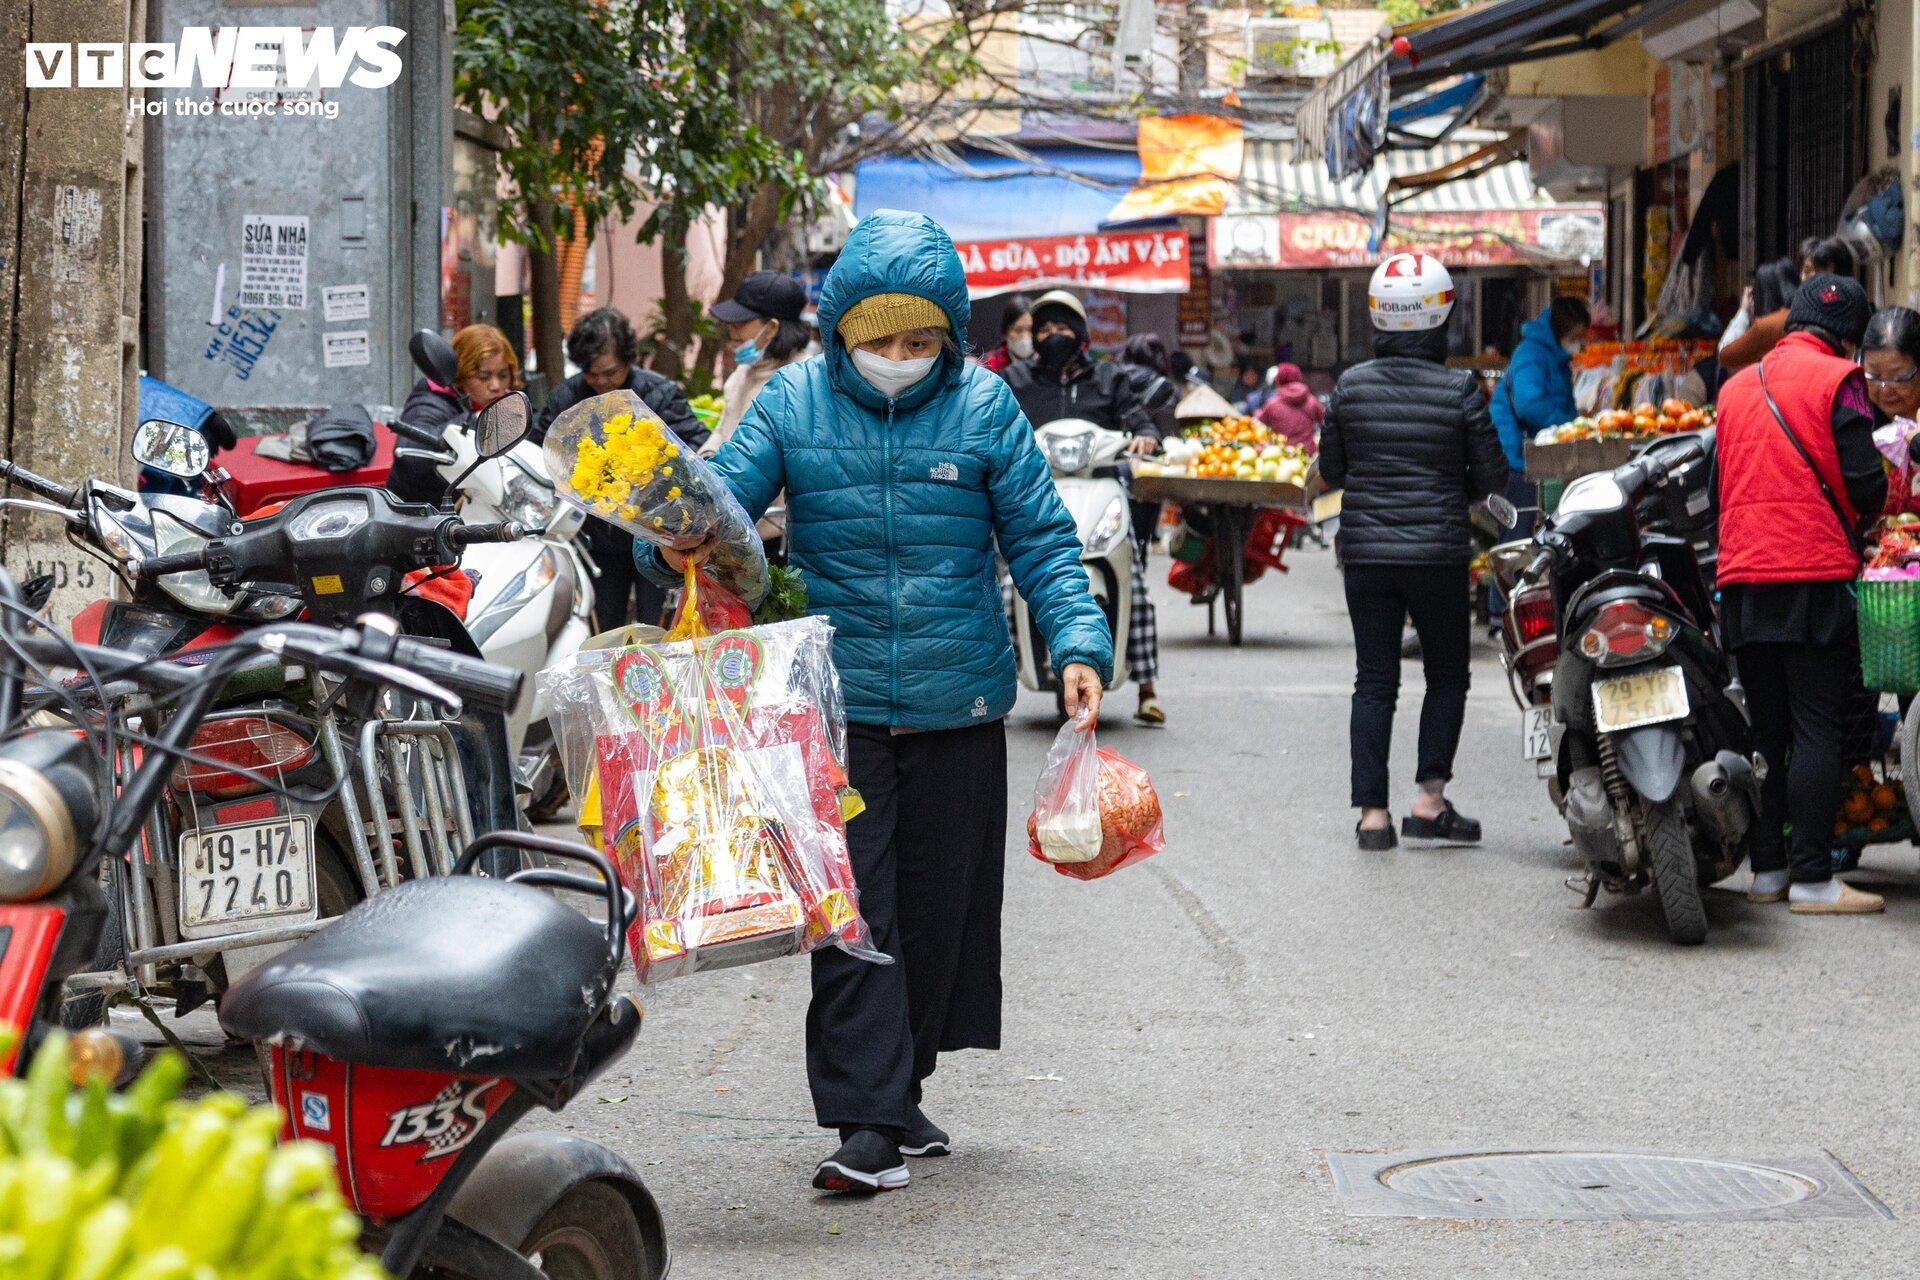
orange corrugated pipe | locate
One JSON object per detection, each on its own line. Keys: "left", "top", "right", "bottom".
{"left": 558, "top": 204, "right": 590, "bottom": 332}
{"left": 556, "top": 137, "right": 606, "bottom": 334}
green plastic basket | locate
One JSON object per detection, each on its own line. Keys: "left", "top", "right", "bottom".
{"left": 1858, "top": 579, "right": 1920, "bottom": 693}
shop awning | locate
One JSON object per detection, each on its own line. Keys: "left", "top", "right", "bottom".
{"left": 852, "top": 143, "right": 1141, "bottom": 244}
{"left": 1225, "top": 138, "right": 1556, "bottom": 218}
{"left": 1213, "top": 136, "right": 1603, "bottom": 272}
{"left": 1391, "top": 0, "right": 1683, "bottom": 90}
{"left": 852, "top": 141, "right": 1196, "bottom": 298}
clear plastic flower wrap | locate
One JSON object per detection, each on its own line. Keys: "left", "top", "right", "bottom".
{"left": 545, "top": 388, "right": 769, "bottom": 606}
{"left": 539, "top": 617, "right": 878, "bottom": 982}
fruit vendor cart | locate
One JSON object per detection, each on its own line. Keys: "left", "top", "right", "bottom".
{"left": 1129, "top": 465, "right": 1308, "bottom": 646}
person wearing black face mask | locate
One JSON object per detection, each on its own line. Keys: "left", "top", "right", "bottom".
{"left": 1003, "top": 291, "right": 1169, "bottom": 723}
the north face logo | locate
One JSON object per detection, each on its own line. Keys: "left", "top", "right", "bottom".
{"left": 929, "top": 461, "right": 959, "bottom": 482}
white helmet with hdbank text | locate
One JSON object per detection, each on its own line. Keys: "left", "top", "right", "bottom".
{"left": 1367, "top": 253, "right": 1455, "bottom": 331}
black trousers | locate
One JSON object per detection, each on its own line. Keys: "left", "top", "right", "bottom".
{"left": 807, "top": 720, "right": 1007, "bottom": 1134}
{"left": 1739, "top": 640, "right": 1854, "bottom": 884}
{"left": 1344, "top": 562, "right": 1471, "bottom": 810}
{"left": 586, "top": 521, "right": 666, "bottom": 633}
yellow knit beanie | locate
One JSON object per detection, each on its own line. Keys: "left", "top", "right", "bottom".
{"left": 836, "top": 293, "right": 949, "bottom": 348}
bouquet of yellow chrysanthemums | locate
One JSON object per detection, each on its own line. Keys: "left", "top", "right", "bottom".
{"left": 546, "top": 390, "right": 768, "bottom": 606}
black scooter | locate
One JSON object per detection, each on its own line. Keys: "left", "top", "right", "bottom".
{"left": 1507, "top": 430, "right": 1763, "bottom": 944}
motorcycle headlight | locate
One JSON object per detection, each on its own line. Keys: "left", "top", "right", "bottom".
{"left": 91, "top": 508, "right": 147, "bottom": 565}
{"left": 1046, "top": 432, "right": 1093, "bottom": 474}
{"left": 503, "top": 469, "right": 557, "bottom": 529}
{"left": 0, "top": 733, "right": 97, "bottom": 901}
{"left": 467, "top": 547, "right": 561, "bottom": 646}
{"left": 151, "top": 520, "right": 238, "bottom": 617}
{"left": 1087, "top": 495, "right": 1130, "bottom": 557}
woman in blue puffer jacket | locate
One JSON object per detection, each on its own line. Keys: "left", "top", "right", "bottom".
{"left": 1489, "top": 297, "right": 1589, "bottom": 470}
{"left": 645, "top": 210, "right": 1113, "bottom": 1194}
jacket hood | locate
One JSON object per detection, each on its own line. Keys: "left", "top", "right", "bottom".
{"left": 1275, "top": 381, "right": 1314, "bottom": 404}
{"left": 816, "top": 210, "right": 971, "bottom": 413}
{"left": 1519, "top": 307, "right": 1569, "bottom": 361}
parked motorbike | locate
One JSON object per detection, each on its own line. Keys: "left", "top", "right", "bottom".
{"left": 0, "top": 399, "right": 534, "bottom": 1018}
{"left": 1010, "top": 417, "right": 1133, "bottom": 718}
{"left": 0, "top": 593, "right": 522, "bottom": 1077}
{"left": 220, "top": 830, "right": 668, "bottom": 1279}
{"left": 400, "top": 331, "right": 594, "bottom": 819}
{"left": 1498, "top": 429, "right": 1761, "bottom": 945}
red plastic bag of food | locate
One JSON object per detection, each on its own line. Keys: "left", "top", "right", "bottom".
{"left": 1026, "top": 716, "right": 1165, "bottom": 881}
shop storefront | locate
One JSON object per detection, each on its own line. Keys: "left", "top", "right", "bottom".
{"left": 1207, "top": 138, "right": 1604, "bottom": 378}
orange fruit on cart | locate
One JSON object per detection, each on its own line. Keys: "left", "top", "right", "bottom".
{"left": 1871, "top": 783, "right": 1899, "bottom": 812}
{"left": 1842, "top": 790, "right": 1875, "bottom": 824}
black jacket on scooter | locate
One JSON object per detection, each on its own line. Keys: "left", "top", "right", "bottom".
{"left": 390, "top": 378, "right": 464, "bottom": 506}
{"left": 1003, "top": 356, "right": 1162, "bottom": 441}
{"left": 1320, "top": 327, "right": 1508, "bottom": 565}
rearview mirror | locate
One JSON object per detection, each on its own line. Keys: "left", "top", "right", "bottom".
{"left": 1484, "top": 493, "right": 1519, "bottom": 528}
{"left": 476, "top": 391, "right": 531, "bottom": 458}
{"left": 409, "top": 329, "right": 459, "bottom": 388}
{"left": 132, "top": 419, "right": 211, "bottom": 478}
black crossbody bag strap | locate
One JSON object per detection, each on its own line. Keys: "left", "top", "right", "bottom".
{"left": 1756, "top": 359, "right": 1857, "bottom": 545}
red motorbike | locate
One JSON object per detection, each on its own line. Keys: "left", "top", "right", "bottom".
{"left": 220, "top": 831, "right": 668, "bottom": 1278}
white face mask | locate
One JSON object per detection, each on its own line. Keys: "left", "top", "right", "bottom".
{"left": 1008, "top": 335, "right": 1034, "bottom": 360}
{"left": 1562, "top": 338, "right": 1584, "bottom": 356}
{"left": 852, "top": 347, "right": 937, "bottom": 398}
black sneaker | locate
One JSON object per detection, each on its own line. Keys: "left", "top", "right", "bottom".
{"left": 900, "top": 1104, "right": 950, "bottom": 1158}
{"left": 1401, "top": 801, "right": 1482, "bottom": 846}
{"left": 1356, "top": 821, "right": 1397, "bottom": 851}
{"left": 813, "top": 1128, "right": 908, "bottom": 1193}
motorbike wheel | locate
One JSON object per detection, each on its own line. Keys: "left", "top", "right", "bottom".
{"left": 1641, "top": 797, "right": 1708, "bottom": 945}
{"left": 520, "top": 1181, "right": 647, "bottom": 1280}
{"left": 1901, "top": 697, "right": 1920, "bottom": 832}
{"left": 59, "top": 858, "right": 128, "bottom": 1030}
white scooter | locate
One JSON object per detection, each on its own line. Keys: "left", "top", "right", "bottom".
{"left": 1010, "top": 417, "right": 1133, "bottom": 718}
{"left": 400, "top": 333, "right": 595, "bottom": 819}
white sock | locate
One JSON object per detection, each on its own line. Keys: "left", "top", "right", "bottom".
{"left": 1750, "top": 870, "right": 1789, "bottom": 896}
{"left": 1789, "top": 879, "right": 1843, "bottom": 905}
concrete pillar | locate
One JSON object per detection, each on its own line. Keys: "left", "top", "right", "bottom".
{"left": 0, "top": 0, "right": 144, "bottom": 621}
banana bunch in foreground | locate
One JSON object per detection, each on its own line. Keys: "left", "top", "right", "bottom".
{"left": 0, "top": 1032, "right": 386, "bottom": 1280}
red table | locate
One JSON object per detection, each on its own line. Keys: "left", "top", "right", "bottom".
{"left": 220, "top": 424, "right": 396, "bottom": 515}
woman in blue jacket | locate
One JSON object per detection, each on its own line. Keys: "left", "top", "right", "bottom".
{"left": 650, "top": 210, "right": 1113, "bottom": 1194}
{"left": 1490, "top": 297, "right": 1589, "bottom": 469}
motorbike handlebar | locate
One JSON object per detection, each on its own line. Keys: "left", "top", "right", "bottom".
{"left": 135, "top": 548, "right": 211, "bottom": 578}
{"left": 389, "top": 418, "right": 449, "bottom": 449}
{"left": 0, "top": 460, "right": 78, "bottom": 509}
{"left": 447, "top": 521, "right": 524, "bottom": 550}
{"left": 388, "top": 635, "right": 523, "bottom": 716}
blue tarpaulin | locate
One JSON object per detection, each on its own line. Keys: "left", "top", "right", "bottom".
{"left": 852, "top": 145, "right": 1143, "bottom": 244}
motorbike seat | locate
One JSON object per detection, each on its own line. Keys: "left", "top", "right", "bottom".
{"left": 219, "top": 875, "right": 612, "bottom": 1080}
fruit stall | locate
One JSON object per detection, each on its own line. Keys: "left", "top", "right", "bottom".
{"left": 1524, "top": 400, "right": 1716, "bottom": 486}
{"left": 1132, "top": 413, "right": 1312, "bottom": 646}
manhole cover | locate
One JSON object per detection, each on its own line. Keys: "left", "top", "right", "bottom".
{"left": 1326, "top": 1150, "right": 1892, "bottom": 1222}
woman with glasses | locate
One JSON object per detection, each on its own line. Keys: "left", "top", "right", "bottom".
{"left": 1862, "top": 306, "right": 1920, "bottom": 425}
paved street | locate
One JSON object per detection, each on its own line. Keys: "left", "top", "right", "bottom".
{"left": 177, "top": 541, "right": 1920, "bottom": 1277}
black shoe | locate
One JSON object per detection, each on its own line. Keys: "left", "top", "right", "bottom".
{"left": 1401, "top": 801, "right": 1481, "bottom": 846}
{"left": 900, "top": 1104, "right": 950, "bottom": 1158}
{"left": 813, "top": 1128, "right": 908, "bottom": 1193}
{"left": 1356, "top": 821, "right": 1397, "bottom": 851}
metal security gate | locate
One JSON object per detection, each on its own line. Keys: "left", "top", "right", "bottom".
{"left": 1741, "top": 20, "right": 1858, "bottom": 274}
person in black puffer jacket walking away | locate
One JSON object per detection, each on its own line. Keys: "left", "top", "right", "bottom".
{"left": 1320, "top": 253, "right": 1508, "bottom": 850}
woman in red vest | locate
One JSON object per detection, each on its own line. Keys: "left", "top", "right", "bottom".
{"left": 1715, "top": 275, "right": 1886, "bottom": 914}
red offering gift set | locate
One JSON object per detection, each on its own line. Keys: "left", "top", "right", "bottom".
{"left": 541, "top": 618, "right": 882, "bottom": 982}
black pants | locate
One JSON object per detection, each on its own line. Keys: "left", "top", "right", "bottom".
{"left": 807, "top": 721, "right": 1007, "bottom": 1134}
{"left": 586, "top": 521, "right": 665, "bottom": 633}
{"left": 1739, "top": 640, "right": 1855, "bottom": 884}
{"left": 1344, "top": 562, "right": 1470, "bottom": 810}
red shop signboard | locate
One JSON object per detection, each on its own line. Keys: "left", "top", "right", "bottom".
{"left": 1209, "top": 208, "right": 1605, "bottom": 271}
{"left": 956, "top": 228, "right": 1190, "bottom": 298}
